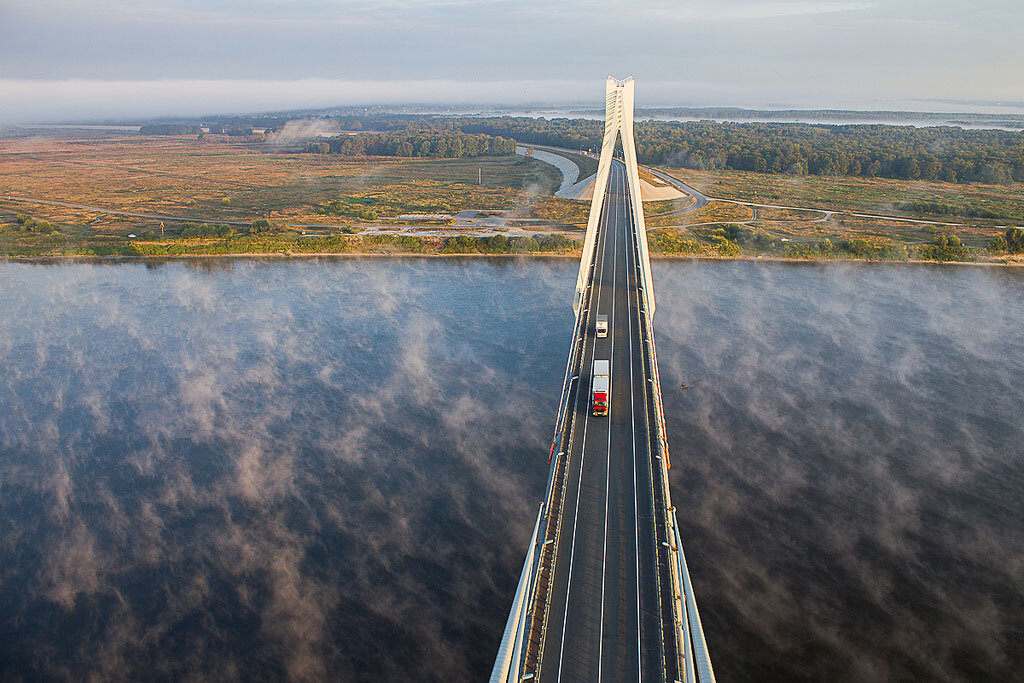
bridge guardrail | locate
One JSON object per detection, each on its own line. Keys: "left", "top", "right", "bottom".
{"left": 626, "top": 184, "right": 681, "bottom": 680}
{"left": 626, "top": 179, "right": 715, "bottom": 682}
{"left": 671, "top": 508, "right": 717, "bottom": 682}
{"left": 497, "top": 157, "right": 714, "bottom": 682}
{"left": 495, "top": 210, "right": 601, "bottom": 681}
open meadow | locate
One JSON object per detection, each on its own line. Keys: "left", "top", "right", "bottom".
{"left": 1, "top": 130, "right": 1022, "bottom": 262}
{"left": 645, "top": 167, "right": 1024, "bottom": 261}
{"left": 0, "top": 131, "right": 586, "bottom": 257}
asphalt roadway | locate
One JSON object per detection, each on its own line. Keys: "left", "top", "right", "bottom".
{"left": 538, "top": 161, "right": 670, "bottom": 682}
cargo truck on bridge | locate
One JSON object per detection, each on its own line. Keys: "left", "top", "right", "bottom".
{"left": 592, "top": 359, "right": 610, "bottom": 416}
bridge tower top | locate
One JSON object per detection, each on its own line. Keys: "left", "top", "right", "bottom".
{"left": 573, "top": 76, "right": 656, "bottom": 317}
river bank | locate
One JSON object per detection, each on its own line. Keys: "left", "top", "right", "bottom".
{"left": 4, "top": 249, "right": 1023, "bottom": 267}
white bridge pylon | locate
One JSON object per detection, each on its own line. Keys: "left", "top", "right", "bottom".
{"left": 573, "top": 76, "right": 657, "bottom": 317}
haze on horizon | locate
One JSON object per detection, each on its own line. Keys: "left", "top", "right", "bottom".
{"left": 1, "top": 0, "right": 1023, "bottom": 122}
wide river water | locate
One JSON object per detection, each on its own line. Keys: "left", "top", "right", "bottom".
{"left": 1, "top": 258, "right": 1021, "bottom": 681}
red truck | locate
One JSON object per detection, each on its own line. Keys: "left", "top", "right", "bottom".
{"left": 592, "top": 359, "right": 610, "bottom": 416}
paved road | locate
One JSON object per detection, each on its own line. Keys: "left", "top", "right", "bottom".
{"left": 523, "top": 144, "right": 707, "bottom": 210}
{"left": 538, "top": 161, "right": 669, "bottom": 682}
{"left": 643, "top": 167, "right": 710, "bottom": 214}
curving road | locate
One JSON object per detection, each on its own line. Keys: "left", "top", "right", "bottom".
{"left": 643, "top": 167, "right": 710, "bottom": 213}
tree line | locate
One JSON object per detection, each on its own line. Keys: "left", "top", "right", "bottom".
{"left": 451, "top": 117, "right": 1024, "bottom": 184}
{"left": 648, "top": 225, "right": 1024, "bottom": 261}
{"left": 143, "top": 111, "right": 1024, "bottom": 184}
{"left": 305, "top": 131, "right": 515, "bottom": 158}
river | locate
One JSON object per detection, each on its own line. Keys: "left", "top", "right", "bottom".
{"left": 0, "top": 258, "right": 1021, "bottom": 681}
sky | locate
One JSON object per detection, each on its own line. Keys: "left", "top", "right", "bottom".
{"left": 1, "top": 0, "right": 1024, "bottom": 121}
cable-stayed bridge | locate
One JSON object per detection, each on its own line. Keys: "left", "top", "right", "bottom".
{"left": 491, "top": 77, "right": 715, "bottom": 683}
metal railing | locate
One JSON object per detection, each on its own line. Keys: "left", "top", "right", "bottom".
{"left": 626, "top": 178, "right": 715, "bottom": 682}
{"left": 494, "top": 158, "right": 714, "bottom": 682}
{"left": 492, "top": 199, "right": 605, "bottom": 681}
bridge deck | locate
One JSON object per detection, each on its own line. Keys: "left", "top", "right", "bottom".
{"left": 534, "top": 161, "right": 677, "bottom": 682}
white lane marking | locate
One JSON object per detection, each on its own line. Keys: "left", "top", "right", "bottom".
{"left": 624, "top": 164, "right": 643, "bottom": 681}
{"left": 597, "top": 164, "right": 622, "bottom": 682}
{"left": 556, "top": 172, "right": 614, "bottom": 683}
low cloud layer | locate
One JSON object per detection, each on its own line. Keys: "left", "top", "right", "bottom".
{"left": 266, "top": 119, "right": 342, "bottom": 146}
{"left": 4, "top": 2, "right": 1024, "bottom": 121}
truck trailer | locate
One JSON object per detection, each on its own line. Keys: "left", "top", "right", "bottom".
{"left": 592, "top": 359, "right": 610, "bottom": 416}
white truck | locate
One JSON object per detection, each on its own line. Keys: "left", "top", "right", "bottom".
{"left": 591, "top": 359, "right": 610, "bottom": 416}
{"left": 596, "top": 315, "right": 608, "bottom": 338}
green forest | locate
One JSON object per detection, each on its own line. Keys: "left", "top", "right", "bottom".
{"left": 451, "top": 117, "right": 1024, "bottom": 184}
{"left": 304, "top": 130, "right": 516, "bottom": 158}
{"left": 182, "top": 111, "right": 1024, "bottom": 184}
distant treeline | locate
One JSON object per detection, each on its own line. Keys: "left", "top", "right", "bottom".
{"left": 625, "top": 107, "right": 1024, "bottom": 127}
{"left": 451, "top": 117, "right": 1024, "bottom": 184}
{"left": 140, "top": 123, "right": 202, "bottom": 135}
{"left": 304, "top": 131, "right": 515, "bottom": 158}
{"left": 144, "top": 111, "right": 1024, "bottom": 183}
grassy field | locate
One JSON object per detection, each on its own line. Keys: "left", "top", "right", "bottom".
{"left": 643, "top": 167, "right": 1024, "bottom": 262}
{"left": 2, "top": 131, "right": 1022, "bottom": 263}
{"left": 0, "top": 132, "right": 576, "bottom": 256}
{"left": 660, "top": 167, "right": 1024, "bottom": 224}
{"left": 647, "top": 201, "right": 754, "bottom": 227}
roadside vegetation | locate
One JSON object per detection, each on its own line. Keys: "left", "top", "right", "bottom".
{"left": 540, "top": 149, "right": 598, "bottom": 179}
{"left": 0, "top": 220, "right": 581, "bottom": 258}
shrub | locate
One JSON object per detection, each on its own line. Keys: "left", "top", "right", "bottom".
{"left": 1005, "top": 227, "right": 1024, "bottom": 253}
{"left": 181, "top": 222, "right": 234, "bottom": 238}
{"left": 918, "top": 233, "right": 972, "bottom": 261}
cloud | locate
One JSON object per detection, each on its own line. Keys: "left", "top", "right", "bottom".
{"left": 266, "top": 119, "right": 342, "bottom": 146}
{"left": 0, "top": 78, "right": 602, "bottom": 123}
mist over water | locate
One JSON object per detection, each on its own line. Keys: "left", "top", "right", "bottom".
{"left": 0, "top": 257, "right": 567, "bottom": 681}
{"left": 0, "top": 258, "right": 1021, "bottom": 681}
{"left": 655, "top": 261, "right": 1024, "bottom": 682}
